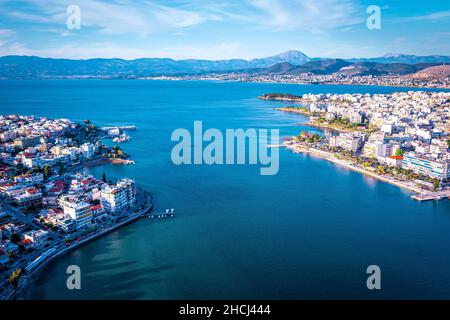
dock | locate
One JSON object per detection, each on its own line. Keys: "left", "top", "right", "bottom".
{"left": 411, "top": 190, "right": 450, "bottom": 201}
{"left": 147, "top": 209, "right": 175, "bottom": 219}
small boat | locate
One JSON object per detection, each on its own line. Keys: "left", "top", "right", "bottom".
{"left": 112, "top": 133, "right": 131, "bottom": 143}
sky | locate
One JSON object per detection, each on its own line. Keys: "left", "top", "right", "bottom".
{"left": 0, "top": 0, "right": 449, "bottom": 60}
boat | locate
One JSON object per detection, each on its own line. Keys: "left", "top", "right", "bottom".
{"left": 112, "top": 133, "right": 131, "bottom": 143}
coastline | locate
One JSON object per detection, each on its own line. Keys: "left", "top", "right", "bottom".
{"left": 284, "top": 142, "right": 425, "bottom": 195}
{"left": 5, "top": 188, "right": 153, "bottom": 300}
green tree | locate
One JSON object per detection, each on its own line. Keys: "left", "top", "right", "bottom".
{"left": 43, "top": 165, "right": 52, "bottom": 179}
{"left": 433, "top": 180, "right": 440, "bottom": 191}
{"left": 395, "top": 149, "right": 404, "bottom": 157}
{"left": 10, "top": 233, "right": 21, "bottom": 243}
{"left": 57, "top": 162, "right": 65, "bottom": 175}
{"left": 102, "top": 172, "right": 107, "bottom": 183}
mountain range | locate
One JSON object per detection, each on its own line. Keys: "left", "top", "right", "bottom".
{"left": 0, "top": 50, "right": 448, "bottom": 79}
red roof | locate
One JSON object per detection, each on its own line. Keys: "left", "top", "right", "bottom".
{"left": 48, "top": 187, "right": 63, "bottom": 193}
{"left": 389, "top": 155, "right": 404, "bottom": 160}
{"left": 20, "top": 239, "right": 33, "bottom": 245}
{"left": 90, "top": 204, "right": 103, "bottom": 211}
{"left": 26, "top": 188, "right": 38, "bottom": 194}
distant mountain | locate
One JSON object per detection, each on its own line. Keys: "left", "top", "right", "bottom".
{"left": 245, "top": 59, "right": 351, "bottom": 75}
{"left": 248, "top": 50, "right": 310, "bottom": 68}
{"left": 1, "top": 51, "right": 449, "bottom": 79}
{"left": 0, "top": 50, "right": 311, "bottom": 79}
{"left": 347, "top": 53, "right": 450, "bottom": 65}
{"left": 243, "top": 60, "right": 442, "bottom": 77}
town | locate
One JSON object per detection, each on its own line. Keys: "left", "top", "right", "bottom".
{"left": 262, "top": 91, "right": 450, "bottom": 199}
{"left": 147, "top": 72, "right": 450, "bottom": 90}
{"left": 0, "top": 115, "right": 152, "bottom": 299}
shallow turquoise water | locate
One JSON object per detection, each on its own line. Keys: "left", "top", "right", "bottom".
{"left": 1, "top": 80, "right": 450, "bottom": 299}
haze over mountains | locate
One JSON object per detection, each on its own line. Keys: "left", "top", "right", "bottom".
{"left": 0, "top": 50, "right": 449, "bottom": 79}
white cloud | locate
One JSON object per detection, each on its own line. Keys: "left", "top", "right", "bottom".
{"left": 0, "top": 41, "right": 246, "bottom": 60}
{"left": 7, "top": 0, "right": 209, "bottom": 36}
{"left": 403, "top": 10, "right": 450, "bottom": 22}
{"left": 244, "top": 0, "right": 364, "bottom": 32}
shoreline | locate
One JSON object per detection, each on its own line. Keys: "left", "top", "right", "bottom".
{"left": 1, "top": 78, "right": 448, "bottom": 90}
{"left": 5, "top": 188, "right": 153, "bottom": 300}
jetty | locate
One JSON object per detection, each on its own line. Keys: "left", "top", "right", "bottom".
{"left": 99, "top": 125, "right": 136, "bottom": 131}
{"left": 411, "top": 190, "right": 450, "bottom": 202}
{"left": 147, "top": 208, "right": 175, "bottom": 219}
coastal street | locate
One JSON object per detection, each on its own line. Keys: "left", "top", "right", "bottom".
{"left": 1, "top": 189, "right": 153, "bottom": 300}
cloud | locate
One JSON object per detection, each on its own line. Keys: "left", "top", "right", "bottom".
{"left": 9, "top": 11, "right": 50, "bottom": 23}
{"left": 0, "top": 41, "right": 246, "bottom": 60}
{"left": 243, "top": 0, "right": 364, "bottom": 32}
{"left": 0, "top": 29, "right": 15, "bottom": 37}
{"left": 403, "top": 10, "right": 450, "bottom": 22}
{"left": 6, "top": 0, "right": 209, "bottom": 36}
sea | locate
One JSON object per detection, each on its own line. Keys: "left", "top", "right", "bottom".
{"left": 1, "top": 80, "right": 450, "bottom": 299}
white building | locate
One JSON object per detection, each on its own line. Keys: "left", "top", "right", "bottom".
{"left": 329, "top": 133, "right": 365, "bottom": 153}
{"left": 59, "top": 195, "right": 93, "bottom": 230}
{"left": 24, "top": 229, "right": 49, "bottom": 248}
{"left": 81, "top": 143, "right": 95, "bottom": 159}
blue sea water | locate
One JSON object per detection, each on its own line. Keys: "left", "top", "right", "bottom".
{"left": 1, "top": 80, "right": 450, "bottom": 299}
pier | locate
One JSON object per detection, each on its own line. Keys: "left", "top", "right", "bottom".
{"left": 147, "top": 209, "right": 175, "bottom": 219}
{"left": 411, "top": 190, "right": 450, "bottom": 202}
{"left": 99, "top": 125, "right": 136, "bottom": 131}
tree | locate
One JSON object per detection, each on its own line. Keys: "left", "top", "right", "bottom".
{"left": 433, "top": 180, "right": 440, "bottom": 191}
{"left": 10, "top": 233, "right": 21, "bottom": 243}
{"left": 8, "top": 268, "right": 22, "bottom": 288}
{"left": 102, "top": 172, "right": 107, "bottom": 183}
{"left": 395, "top": 149, "right": 404, "bottom": 157}
{"left": 447, "top": 139, "right": 450, "bottom": 149}
{"left": 57, "top": 162, "right": 65, "bottom": 175}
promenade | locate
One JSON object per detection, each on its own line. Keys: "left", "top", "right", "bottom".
{"left": 284, "top": 142, "right": 443, "bottom": 198}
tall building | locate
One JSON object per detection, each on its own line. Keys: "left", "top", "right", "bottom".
{"left": 100, "top": 178, "right": 136, "bottom": 214}
{"left": 402, "top": 153, "right": 450, "bottom": 180}
{"left": 329, "top": 133, "right": 365, "bottom": 153}
{"left": 81, "top": 143, "right": 95, "bottom": 159}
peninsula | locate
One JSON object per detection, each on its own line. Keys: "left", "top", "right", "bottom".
{"left": 0, "top": 115, "right": 152, "bottom": 300}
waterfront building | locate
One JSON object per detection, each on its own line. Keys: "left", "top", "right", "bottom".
{"left": 100, "top": 178, "right": 136, "bottom": 214}
{"left": 91, "top": 204, "right": 107, "bottom": 221}
{"left": 385, "top": 155, "right": 403, "bottom": 167}
{"left": 81, "top": 143, "right": 95, "bottom": 159}
{"left": 402, "top": 153, "right": 450, "bottom": 180}
{"left": 329, "top": 133, "right": 365, "bottom": 153}
{"left": 59, "top": 195, "right": 93, "bottom": 230}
